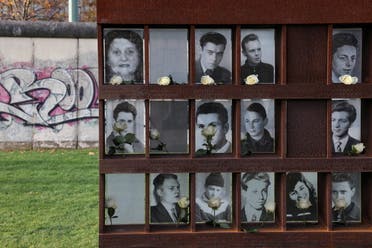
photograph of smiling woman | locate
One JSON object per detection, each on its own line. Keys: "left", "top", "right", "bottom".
{"left": 104, "top": 29, "right": 144, "bottom": 84}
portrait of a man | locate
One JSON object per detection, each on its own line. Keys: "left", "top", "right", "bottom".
{"left": 331, "top": 99, "right": 361, "bottom": 155}
{"left": 332, "top": 29, "right": 362, "bottom": 83}
{"left": 195, "top": 172, "right": 231, "bottom": 223}
{"left": 105, "top": 100, "right": 145, "bottom": 155}
{"left": 150, "top": 173, "right": 189, "bottom": 224}
{"left": 195, "top": 100, "right": 232, "bottom": 154}
{"left": 195, "top": 30, "right": 232, "bottom": 84}
{"left": 241, "top": 172, "right": 275, "bottom": 223}
{"left": 332, "top": 172, "right": 361, "bottom": 222}
{"left": 241, "top": 99, "right": 275, "bottom": 155}
{"left": 240, "top": 29, "right": 275, "bottom": 84}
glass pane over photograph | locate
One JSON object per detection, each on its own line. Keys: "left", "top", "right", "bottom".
{"left": 195, "top": 99, "right": 232, "bottom": 154}
{"left": 105, "top": 174, "right": 146, "bottom": 225}
{"left": 194, "top": 28, "right": 232, "bottom": 84}
{"left": 104, "top": 99, "right": 145, "bottom": 155}
{"left": 150, "top": 173, "right": 189, "bottom": 224}
{"left": 331, "top": 98, "right": 361, "bottom": 155}
{"left": 195, "top": 172, "right": 232, "bottom": 224}
{"left": 332, "top": 172, "right": 361, "bottom": 223}
{"left": 240, "top": 29, "right": 275, "bottom": 84}
{"left": 103, "top": 29, "right": 144, "bottom": 85}
{"left": 149, "top": 29, "right": 188, "bottom": 84}
{"left": 332, "top": 28, "right": 362, "bottom": 84}
{"left": 286, "top": 172, "right": 318, "bottom": 223}
{"left": 240, "top": 99, "right": 275, "bottom": 154}
{"left": 241, "top": 172, "right": 275, "bottom": 223}
{"left": 149, "top": 100, "right": 189, "bottom": 154}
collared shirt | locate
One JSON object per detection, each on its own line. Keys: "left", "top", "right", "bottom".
{"left": 244, "top": 206, "right": 263, "bottom": 222}
{"left": 333, "top": 135, "right": 350, "bottom": 152}
{"left": 332, "top": 71, "right": 341, "bottom": 83}
{"left": 214, "top": 141, "right": 232, "bottom": 153}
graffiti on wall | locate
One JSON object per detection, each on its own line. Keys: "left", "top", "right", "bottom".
{"left": 0, "top": 68, "right": 98, "bottom": 129}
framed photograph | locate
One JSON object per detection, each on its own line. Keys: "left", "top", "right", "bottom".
{"left": 150, "top": 173, "right": 189, "bottom": 224}
{"left": 103, "top": 28, "right": 144, "bottom": 84}
{"left": 194, "top": 28, "right": 232, "bottom": 84}
{"left": 331, "top": 98, "right": 361, "bottom": 155}
{"left": 332, "top": 28, "right": 362, "bottom": 83}
{"left": 149, "top": 100, "right": 189, "bottom": 154}
{"left": 105, "top": 174, "right": 145, "bottom": 225}
{"left": 240, "top": 29, "right": 275, "bottom": 84}
{"left": 240, "top": 99, "right": 275, "bottom": 154}
{"left": 149, "top": 29, "right": 188, "bottom": 84}
{"left": 195, "top": 172, "right": 232, "bottom": 223}
{"left": 286, "top": 172, "right": 318, "bottom": 223}
{"left": 195, "top": 99, "right": 232, "bottom": 154}
{"left": 104, "top": 99, "right": 145, "bottom": 155}
{"left": 332, "top": 172, "right": 361, "bottom": 223}
{"left": 241, "top": 172, "right": 275, "bottom": 223}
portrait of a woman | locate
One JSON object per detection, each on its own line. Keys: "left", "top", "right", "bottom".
{"left": 286, "top": 172, "right": 318, "bottom": 222}
{"left": 104, "top": 29, "right": 143, "bottom": 84}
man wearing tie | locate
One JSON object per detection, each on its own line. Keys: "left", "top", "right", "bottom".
{"left": 151, "top": 174, "right": 181, "bottom": 223}
{"left": 195, "top": 31, "right": 231, "bottom": 84}
{"left": 331, "top": 100, "right": 360, "bottom": 155}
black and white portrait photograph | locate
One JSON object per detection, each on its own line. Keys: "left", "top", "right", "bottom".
{"left": 240, "top": 29, "right": 275, "bottom": 84}
{"left": 149, "top": 100, "right": 189, "bottom": 154}
{"left": 105, "top": 174, "right": 145, "bottom": 225}
{"left": 104, "top": 29, "right": 144, "bottom": 85}
{"left": 150, "top": 173, "right": 189, "bottom": 224}
{"left": 332, "top": 172, "right": 361, "bottom": 223}
{"left": 332, "top": 28, "right": 362, "bottom": 84}
{"left": 286, "top": 172, "right": 318, "bottom": 223}
{"left": 195, "top": 172, "right": 232, "bottom": 223}
{"left": 195, "top": 29, "right": 232, "bottom": 84}
{"left": 240, "top": 99, "right": 275, "bottom": 155}
{"left": 331, "top": 98, "right": 361, "bottom": 155}
{"left": 195, "top": 100, "right": 232, "bottom": 154}
{"left": 241, "top": 172, "right": 275, "bottom": 223}
{"left": 105, "top": 100, "right": 145, "bottom": 155}
{"left": 149, "top": 29, "right": 188, "bottom": 85}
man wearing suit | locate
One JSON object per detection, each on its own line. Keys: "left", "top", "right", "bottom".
{"left": 332, "top": 173, "right": 360, "bottom": 222}
{"left": 241, "top": 172, "right": 274, "bottom": 222}
{"left": 331, "top": 100, "right": 360, "bottom": 155}
{"left": 240, "top": 33, "right": 274, "bottom": 84}
{"left": 151, "top": 174, "right": 181, "bottom": 223}
{"left": 195, "top": 32, "right": 231, "bottom": 84}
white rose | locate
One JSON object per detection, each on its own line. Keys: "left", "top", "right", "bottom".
{"left": 105, "top": 199, "right": 117, "bottom": 209}
{"left": 157, "top": 76, "right": 171, "bottom": 86}
{"left": 110, "top": 75, "right": 123, "bottom": 85}
{"left": 178, "top": 196, "right": 190, "bottom": 209}
{"left": 201, "top": 125, "right": 217, "bottom": 138}
{"left": 200, "top": 75, "right": 215, "bottom": 85}
{"left": 149, "top": 129, "right": 160, "bottom": 140}
{"left": 208, "top": 197, "right": 222, "bottom": 210}
{"left": 352, "top": 143, "right": 365, "bottom": 154}
{"left": 334, "top": 199, "right": 347, "bottom": 210}
{"left": 296, "top": 199, "right": 312, "bottom": 210}
{"left": 339, "top": 74, "right": 358, "bottom": 85}
{"left": 244, "top": 74, "right": 259, "bottom": 85}
{"left": 265, "top": 202, "right": 276, "bottom": 213}
{"left": 113, "top": 122, "right": 127, "bottom": 133}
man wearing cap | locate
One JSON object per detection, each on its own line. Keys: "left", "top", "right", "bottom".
{"left": 195, "top": 172, "right": 231, "bottom": 222}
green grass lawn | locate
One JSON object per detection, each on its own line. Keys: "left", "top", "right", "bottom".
{"left": 0, "top": 149, "right": 99, "bottom": 248}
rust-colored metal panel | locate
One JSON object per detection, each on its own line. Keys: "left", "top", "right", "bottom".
{"left": 286, "top": 100, "right": 327, "bottom": 157}
{"left": 97, "top": 0, "right": 372, "bottom": 25}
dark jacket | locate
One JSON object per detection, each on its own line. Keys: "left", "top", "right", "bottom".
{"left": 240, "top": 61, "right": 274, "bottom": 84}
{"left": 195, "top": 59, "right": 231, "bottom": 84}
{"left": 241, "top": 207, "right": 274, "bottom": 222}
{"left": 332, "top": 135, "right": 360, "bottom": 155}
{"left": 151, "top": 203, "right": 181, "bottom": 223}
{"left": 332, "top": 202, "right": 361, "bottom": 222}
{"left": 106, "top": 132, "right": 144, "bottom": 154}
{"left": 241, "top": 129, "right": 274, "bottom": 155}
